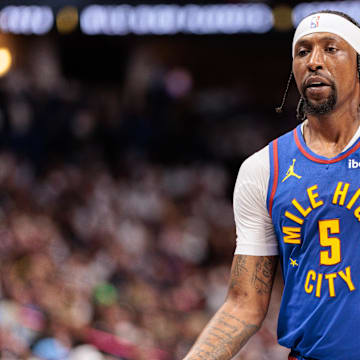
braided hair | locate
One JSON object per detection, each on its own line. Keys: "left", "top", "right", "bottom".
{"left": 276, "top": 10, "right": 360, "bottom": 121}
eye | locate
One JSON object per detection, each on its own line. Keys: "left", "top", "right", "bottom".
{"left": 297, "top": 49, "right": 309, "bottom": 57}
{"left": 326, "top": 46, "right": 337, "bottom": 53}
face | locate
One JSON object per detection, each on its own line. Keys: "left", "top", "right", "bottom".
{"left": 293, "top": 32, "right": 359, "bottom": 116}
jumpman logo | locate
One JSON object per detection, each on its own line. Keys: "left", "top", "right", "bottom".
{"left": 282, "top": 159, "right": 302, "bottom": 183}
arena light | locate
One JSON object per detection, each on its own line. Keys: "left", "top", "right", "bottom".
{"left": 292, "top": 1, "right": 360, "bottom": 26}
{"left": 56, "top": 6, "right": 78, "bottom": 34}
{"left": 0, "top": 47, "right": 12, "bottom": 77}
{"left": 273, "top": 5, "right": 292, "bottom": 32}
{"left": 0, "top": 6, "right": 53, "bottom": 35}
{"left": 80, "top": 3, "right": 273, "bottom": 35}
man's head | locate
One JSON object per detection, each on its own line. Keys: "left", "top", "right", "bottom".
{"left": 291, "top": 11, "right": 360, "bottom": 120}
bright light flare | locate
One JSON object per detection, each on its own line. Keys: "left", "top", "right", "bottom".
{"left": 0, "top": 48, "right": 12, "bottom": 77}
{"left": 80, "top": 4, "right": 274, "bottom": 35}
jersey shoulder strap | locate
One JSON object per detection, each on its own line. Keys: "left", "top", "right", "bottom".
{"left": 267, "top": 125, "right": 300, "bottom": 216}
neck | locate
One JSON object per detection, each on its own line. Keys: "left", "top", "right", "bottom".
{"left": 304, "top": 100, "right": 360, "bottom": 158}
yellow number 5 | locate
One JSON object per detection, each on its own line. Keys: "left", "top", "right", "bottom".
{"left": 318, "top": 219, "right": 341, "bottom": 265}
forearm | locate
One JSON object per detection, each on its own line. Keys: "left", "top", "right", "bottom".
{"left": 184, "top": 255, "right": 278, "bottom": 360}
{"left": 183, "top": 302, "right": 261, "bottom": 360}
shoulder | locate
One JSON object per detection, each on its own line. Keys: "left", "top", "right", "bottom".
{"left": 235, "top": 145, "right": 269, "bottom": 196}
{"left": 233, "top": 144, "right": 278, "bottom": 256}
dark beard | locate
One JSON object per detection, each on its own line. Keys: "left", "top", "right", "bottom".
{"left": 302, "top": 85, "right": 337, "bottom": 116}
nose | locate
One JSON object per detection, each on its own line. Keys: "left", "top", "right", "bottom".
{"left": 307, "top": 46, "right": 324, "bottom": 71}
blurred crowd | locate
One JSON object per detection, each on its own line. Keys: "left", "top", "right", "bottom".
{"left": 0, "top": 37, "right": 293, "bottom": 359}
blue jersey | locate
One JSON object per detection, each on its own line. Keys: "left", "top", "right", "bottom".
{"left": 267, "top": 124, "right": 360, "bottom": 360}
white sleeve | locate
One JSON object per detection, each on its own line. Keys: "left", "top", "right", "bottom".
{"left": 233, "top": 145, "right": 279, "bottom": 256}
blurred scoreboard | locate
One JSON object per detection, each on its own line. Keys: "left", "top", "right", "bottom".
{"left": 0, "top": 1, "right": 359, "bottom": 36}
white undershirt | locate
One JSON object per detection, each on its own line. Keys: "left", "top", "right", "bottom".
{"left": 234, "top": 123, "right": 360, "bottom": 256}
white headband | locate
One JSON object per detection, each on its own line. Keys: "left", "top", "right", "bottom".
{"left": 292, "top": 13, "right": 360, "bottom": 57}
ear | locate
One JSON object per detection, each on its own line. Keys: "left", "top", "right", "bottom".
{"left": 357, "top": 55, "right": 360, "bottom": 107}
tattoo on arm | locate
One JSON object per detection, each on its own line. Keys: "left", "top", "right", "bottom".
{"left": 233, "top": 255, "right": 248, "bottom": 276}
{"left": 186, "top": 256, "right": 278, "bottom": 360}
{"left": 188, "top": 311, "right": 259, "bottom": 360}
{"left": 229, "top": 255, "right": 248, "bottom": 292}
{"left": 251, "top": 257, "right": 277, "bottom": 295}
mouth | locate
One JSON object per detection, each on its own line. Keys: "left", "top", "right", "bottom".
{"left": 302, "top": 77, "right": 334, "bottom": 99}
{"left": 306, "top": 82, "right": 330, "bottom": 89}
{"left": 304, "top": 76, "right": 332, "bottom": 91}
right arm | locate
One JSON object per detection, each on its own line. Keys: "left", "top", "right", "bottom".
{"left": 183, "top": 254, "right": 278, "bottom": 360}
{"left": 184, "top": 148, "right": 278, "bottom": 359}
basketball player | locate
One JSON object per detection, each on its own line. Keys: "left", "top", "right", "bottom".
{"left": 183, "top": 10, "right": 360, "bottom": 360}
